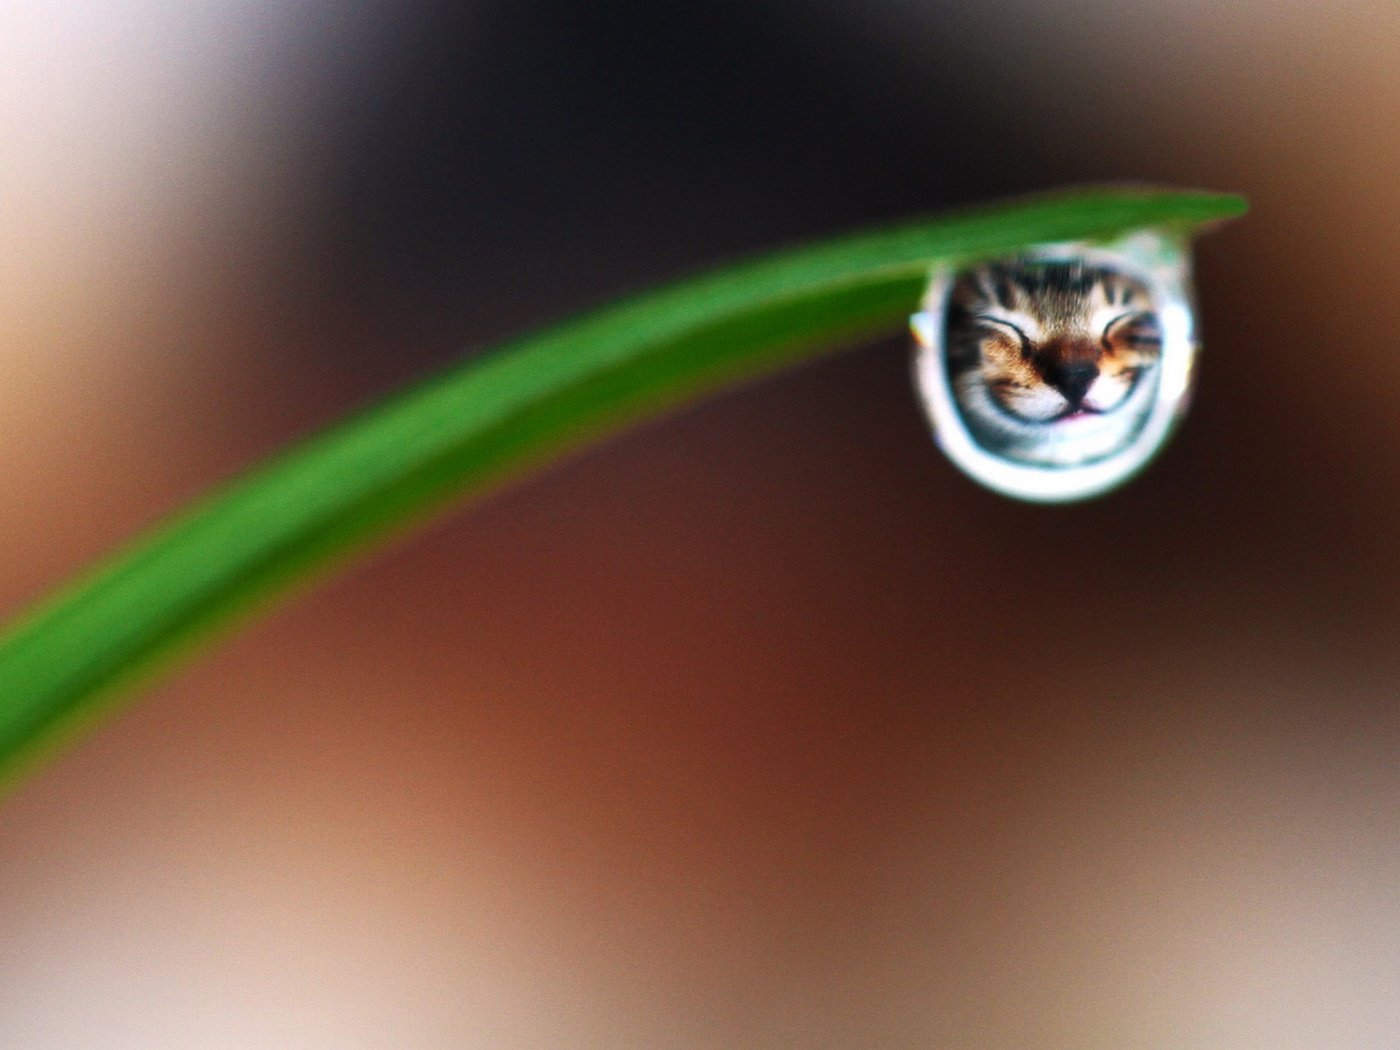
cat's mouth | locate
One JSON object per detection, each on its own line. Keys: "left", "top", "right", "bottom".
{"left": 990, "top": 400, "right": 1107, "bottom": 426}
{"left": 1052, "top": 407, "right": 1104, "bottom": 422}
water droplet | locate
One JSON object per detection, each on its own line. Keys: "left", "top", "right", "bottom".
{"left": 911, "top": 229, "right": 1199, "bottom": 503}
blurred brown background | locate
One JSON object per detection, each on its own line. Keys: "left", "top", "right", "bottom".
{"left": 2, "top": 2, "right": 1398, "bottom": 1046}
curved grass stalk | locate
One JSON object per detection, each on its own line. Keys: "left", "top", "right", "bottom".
{"left": 0, "top": 186, "right": 1245, "bottom": 786}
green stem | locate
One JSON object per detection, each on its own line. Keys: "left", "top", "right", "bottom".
{"left": 0, "top": 186, "right": 1245, "bottom": 787}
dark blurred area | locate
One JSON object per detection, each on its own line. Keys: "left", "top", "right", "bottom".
{"left": 2, "top": 2, "right": 1398, "bottom": 1046}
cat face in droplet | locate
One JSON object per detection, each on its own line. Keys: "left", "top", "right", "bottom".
{"left": 943, "top": 259, "right": 1164, "bottom": 468}
{"left": 911, "top": 230, "right": 1200, "bottom": 503}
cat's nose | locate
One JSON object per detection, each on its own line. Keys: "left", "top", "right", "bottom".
{"left": 1045, "top": 361, "right": 1098, "bottom": 406}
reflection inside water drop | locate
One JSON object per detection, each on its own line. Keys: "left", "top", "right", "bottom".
{"left": 911, "top": 229, "right": 1199, "bottom": 503}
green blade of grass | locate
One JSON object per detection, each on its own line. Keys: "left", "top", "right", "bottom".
{"left": 0, "top": 186, "right": 1245, "bottom": 786}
